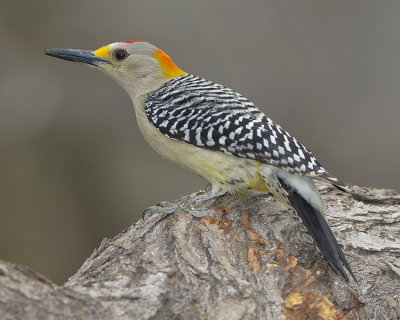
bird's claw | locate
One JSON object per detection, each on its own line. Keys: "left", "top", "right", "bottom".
{"left": 182, "top": 204, "right": 222, "bottom": 222}
{"left": 142, "top": 201, "right": 177, "bottom": 220}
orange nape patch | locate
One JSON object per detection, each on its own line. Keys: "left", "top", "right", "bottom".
{"left": 153, "top": 49, "right": 187, "bottom": 78}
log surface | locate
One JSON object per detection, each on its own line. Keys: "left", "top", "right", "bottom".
{"left": 0, "top": 183, "right": 399, "bottom": 319}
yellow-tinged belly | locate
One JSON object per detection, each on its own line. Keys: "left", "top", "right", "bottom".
{"left": 135, "top": 102, "right": 269, "bottom": 195}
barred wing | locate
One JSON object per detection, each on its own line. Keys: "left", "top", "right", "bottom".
{"left": 144, "top": 74, "right": 342, "bottom": 184}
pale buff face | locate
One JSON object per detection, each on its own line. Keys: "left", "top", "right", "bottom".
{"left": 91, "top": 41, "right": 186, "bottom": 97}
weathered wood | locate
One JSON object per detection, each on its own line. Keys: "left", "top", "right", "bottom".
{"left": 0, "top": 183, "right": 399, "bottom": 319}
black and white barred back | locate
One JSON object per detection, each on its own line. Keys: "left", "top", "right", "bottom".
{"left": 144, "top": 74, "right": 342, "bottom": 184}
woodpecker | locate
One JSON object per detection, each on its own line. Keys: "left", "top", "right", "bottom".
{"left": 45, "top": 40, "right": 356, "bottom": 282}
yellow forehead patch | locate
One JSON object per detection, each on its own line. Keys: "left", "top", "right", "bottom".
{"left": 93, "top": 45, "right": 110, "bottom": 58}
{"left": 153, "top": 49, "right": 187, "bottom": 78}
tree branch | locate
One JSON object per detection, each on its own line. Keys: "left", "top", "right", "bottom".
{"left": 1, "top": 183, "right": 399, "bottom": 319}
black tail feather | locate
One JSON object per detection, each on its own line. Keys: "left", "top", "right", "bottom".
{"left": 278, "top": 178, "right": 357, "bottom": 282}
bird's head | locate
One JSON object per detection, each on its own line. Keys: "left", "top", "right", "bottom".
{"left": 45, "top": 40, "right": 186, "bottom": 97}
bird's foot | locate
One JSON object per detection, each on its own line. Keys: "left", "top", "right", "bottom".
{"left": 142, "top": 201, "right": 178, "bottom": 220}
{"left": 180, "top": 203, "right": 221, "bottom": 221}
{"left": 179, "top": 189, "right": 226, "bottom": 221}
{"left": 142, "top": 189, "right": 226, "bottom": 221}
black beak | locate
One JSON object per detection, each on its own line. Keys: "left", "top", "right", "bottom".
{"left": 44, "top": 49, "right": 109, "bottom": 66}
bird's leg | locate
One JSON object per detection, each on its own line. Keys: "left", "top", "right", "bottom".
{"left": 180, "top": 188, "right": 226, "bottom": 220}
{"left": 142, "top": 187, "right": 226, "bottom": 221}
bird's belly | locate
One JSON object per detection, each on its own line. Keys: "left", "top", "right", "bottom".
{"left": 135, "top": 107, "right": 268, "bottom": 195}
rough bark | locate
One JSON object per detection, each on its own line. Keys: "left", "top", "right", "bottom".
{"left": 0, "top": 183, "right": 399, "bottom": 319}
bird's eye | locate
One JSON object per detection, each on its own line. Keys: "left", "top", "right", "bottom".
{"left": 113, "top": 49, "right": 128, "bottom": 61}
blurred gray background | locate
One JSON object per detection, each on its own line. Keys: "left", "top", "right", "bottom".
{"left": 1, "top": 0, "right": 399, "bottom": 284}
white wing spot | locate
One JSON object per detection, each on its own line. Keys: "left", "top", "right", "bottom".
{"left": 195, "top": 128, "right": 204, "bottom": 146}
{"left": 246, "top": 122, "right": 254, "bottom": 129}
{"left": 284, "top": 141, "right": 292, "bottom": 152}
{"left": 207, "top": 127, "right": 214, "bottom": 140}
{"left": 235, "top": 127, "right": 243, "bottom": 135}
{"left": 160, "top": 120, "right": 169, "bottom": 128}
{"left": 184, "top": 129, "right": 190, "bottom": 141}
